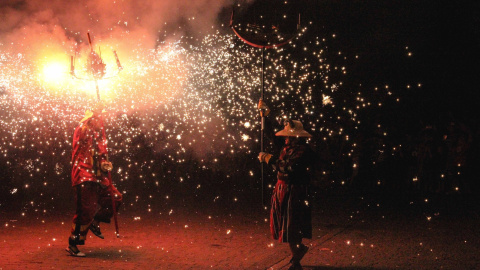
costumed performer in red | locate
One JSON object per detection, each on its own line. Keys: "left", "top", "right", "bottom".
{"left": 66, "top": 101, "right": 122, "bottom": 257}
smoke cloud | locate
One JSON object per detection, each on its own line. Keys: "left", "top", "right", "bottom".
{"left": 0, "top": 0, "right": 259, "bottom": 161}
{"left": 0, "top": 0, "right": 233, "bottom": 49}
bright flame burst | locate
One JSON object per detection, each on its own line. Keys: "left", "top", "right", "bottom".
{"left": 42, "top": 62, "right": 65, "bottom": 84}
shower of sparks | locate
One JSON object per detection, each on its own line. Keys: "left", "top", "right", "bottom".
{"left": 322, "top": 94, "right": 332, "bottom": 105}
{"left": 0, "top": 24, "right": 413, "bottom": 213}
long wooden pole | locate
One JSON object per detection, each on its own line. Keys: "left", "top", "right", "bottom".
{"left": 260, "top": 47, "right": 265, "bottom": 207}
{"left": 95, "top": 79, "right": 119, "bottom": 238}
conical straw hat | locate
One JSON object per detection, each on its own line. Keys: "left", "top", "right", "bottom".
{"left": 275, "top": 120, "right": 312, "bottom": 137}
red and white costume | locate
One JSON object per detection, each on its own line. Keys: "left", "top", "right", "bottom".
{"left": 70, "top": 114, "right": 122, "bottom": 244}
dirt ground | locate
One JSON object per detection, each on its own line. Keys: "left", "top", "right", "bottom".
{"left": 1, "top": 193, "right": 480, "bottom": 270}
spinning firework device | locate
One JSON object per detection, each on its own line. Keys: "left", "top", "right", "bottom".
{"left": 70, "top": 32, "right": 123, "bottom": 100}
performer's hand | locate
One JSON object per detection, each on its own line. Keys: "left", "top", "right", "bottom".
{"left": 258, "top": 152, "right": 272, "bottom": 164}
{"left": 257, "top": 99, "right": 270, "bottom": 117}
{"left": 101, "top": 161, "right": 113, "bottom": 172}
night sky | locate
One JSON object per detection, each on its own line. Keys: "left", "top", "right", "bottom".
{"left": 302, "top": 0, "right": 479, "bottom": 117}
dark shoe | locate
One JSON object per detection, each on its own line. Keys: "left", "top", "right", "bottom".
{"left": 297, "top": 244, "right": 309, "bottom": 261}
{"left": 290, "top": 244, "right": 309, "bottom": 264}
{"left": 65, "top": 245, "right": 86, "bottom": 257}
{"left": 69, "top": 235, "right": 85, "bottom": 246}
{"left": 89, "top": 221, "right": 104, "bottom": 239}
{"left": 287, "top": 261, "right": 303, "bottom": 270}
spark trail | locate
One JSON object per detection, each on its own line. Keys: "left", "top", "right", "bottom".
{"left": 0, "top": 25, "right": 413, "bottom": 214}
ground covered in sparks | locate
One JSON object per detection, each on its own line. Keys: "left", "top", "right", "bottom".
{"left": 1, "top": 192, "right": 479, "bottom": 270}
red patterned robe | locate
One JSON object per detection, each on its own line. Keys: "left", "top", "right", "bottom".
{"left": 72, "top": 117, "right": 109, "bottom": 187}
{"left": 269, "top": 142, "right": 313, "bottom": 243}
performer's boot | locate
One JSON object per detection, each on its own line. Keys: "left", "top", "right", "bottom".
{"left": 288, "top": 243, "right": 309, "bottom": 270}
{"left": 296, "top": 243, "right": 309, "bottom": 262}
{"left": 66, "top": 235, "right": 86, "bottom": 257}
{"left": 89, "top": 220, "right": 104, "bottom": 239}
{"left": 287, "top": 260, "right": 303, "bottom": 270}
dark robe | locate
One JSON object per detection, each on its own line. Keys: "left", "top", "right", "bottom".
{"left": 269, "top": 142, "right": 313, "bottom": 243}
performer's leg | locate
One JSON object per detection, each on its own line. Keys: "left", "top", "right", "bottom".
{"left": 288, "top": 240, "right": 308, "bottom": 270}
{"left": 67, "top": 183, "right": 100, "bottom": 256}
{"left": 94, "top": 185, "right": 122, "bottom": 223}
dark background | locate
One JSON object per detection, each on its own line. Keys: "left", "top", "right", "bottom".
{"left": 305, "top": 0, "right": 480, "bottom": 121}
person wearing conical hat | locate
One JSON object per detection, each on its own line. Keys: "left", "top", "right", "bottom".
{"left": 66, "top": 101, "right": 122, "bottom": 257}
{"left": 258, "top": 100, "right": 315, "bottom": 270}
